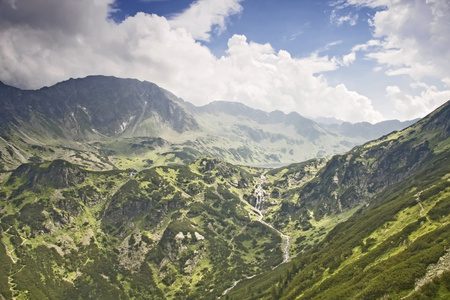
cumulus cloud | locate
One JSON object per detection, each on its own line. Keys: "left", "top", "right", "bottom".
{"left": 0, "top": 0, "right": 384, "bottom": 122}
{"left": 180, "top": 34, "right": 383, "bottom": 122}
{"left": 369, "top": 0, "right": 449, "bottom": 81}
{"left": 0, "top": 0, "right": 217, "bottom": 90}
{"left": 0, "top": 0, "right": 113, "bottom": 34}
{"left": 336, "top": 0, "right": 450, "bottom": 120}
{"left": 386, "top": 83, "right": 450, "bottom": 120}
{"left": 340, "top": 52, "right": 356, "bottom": 66}
{"left": 341, "top": 0, "right": 450, "bottom": 84}
{"left": 168, "top": 0, "right": 243, "bottom": 41}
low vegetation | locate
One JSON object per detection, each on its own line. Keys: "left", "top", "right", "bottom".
{"left": 1, "top": 86, "right": 449, "bottom": 299}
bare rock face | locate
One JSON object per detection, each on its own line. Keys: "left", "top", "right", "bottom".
{"left": 117, "top": 232, "right": 153, "bottom": 272}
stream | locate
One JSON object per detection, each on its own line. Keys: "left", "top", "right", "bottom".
{"left": 253, "top": 172, "right": 290, "bottom": 266}
{"left": 221, "top": 172, "right": 291, "bottom": 297}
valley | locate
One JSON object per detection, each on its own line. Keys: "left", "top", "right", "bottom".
{"left": 0, "top": 76, "right": 415, "bottom": 172}
{"left": 0, "top": 77, "right": 449, "bottom": 299}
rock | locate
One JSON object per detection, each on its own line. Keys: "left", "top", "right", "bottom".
{"left": 195, "top": 232, "right": 205, "bottom": 241}
{"left": 175, "top": 232, "right": 184, "bottom": 240}
{"left": 208, "top": 222, "right": 214, "bottom": 230}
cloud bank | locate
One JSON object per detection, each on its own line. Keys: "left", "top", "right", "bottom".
{"left": 337, "top": 0, "right": 450, "bottom": 119}
{"left": 0, "top": 0, "right": 447, "bottom": 122}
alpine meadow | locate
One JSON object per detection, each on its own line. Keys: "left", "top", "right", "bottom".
{"left": 1, "top": 0, "right": 450, "bottom": 299}
{"left": 0, "top": 76, "right": 449, "bottom": 299}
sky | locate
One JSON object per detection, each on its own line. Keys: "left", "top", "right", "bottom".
{"left": 0, "top": 0, "right": 449, "bottom": 123}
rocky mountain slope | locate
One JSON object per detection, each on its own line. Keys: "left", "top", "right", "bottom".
{"left": 227, "top": 100, "right": 450, "bottom": 299}
{"left": 0, "top": 91, "right": 449, "bottom": 299}
{"left": 0, "top": 157, "right": 285, "bottom": 299}
{"left": 0, "top": 76, "right": 198, "bottom": 137}
{"left": 0, "top": 76, "right": 414, "bottom": 171}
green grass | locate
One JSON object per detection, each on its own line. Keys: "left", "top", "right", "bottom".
{"left": 1, "top": 108, "right": 450, "bottom": 300}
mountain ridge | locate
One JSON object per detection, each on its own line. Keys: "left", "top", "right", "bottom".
{"left": 0, "top": 76, "right": 417, "bottom": 171}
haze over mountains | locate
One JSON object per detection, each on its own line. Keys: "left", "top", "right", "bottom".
{"left": 0, "top": 76, "right": 415, "bottom": 171}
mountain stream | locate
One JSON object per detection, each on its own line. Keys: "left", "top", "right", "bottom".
{"left": 221, "top": 172, "right": 291, "bottom": 297}
{"left": 253, "top": 172, "right": 291, "bottom": 266}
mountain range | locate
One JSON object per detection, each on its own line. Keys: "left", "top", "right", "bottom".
{"left": 0, "top": 76, "right": 415, "bottom": 171}
{"left": 0, "top": 76, "right": 449, "bottom": 299}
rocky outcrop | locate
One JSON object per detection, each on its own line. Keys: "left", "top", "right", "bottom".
{"left": 415, "top": 249, "right": 450, "bottom": 291}
{"left": 296, "top": 102, "right": 450, "bottom": 218}
{"left": 7, "top": 160, "right": 86, "bottom": 191}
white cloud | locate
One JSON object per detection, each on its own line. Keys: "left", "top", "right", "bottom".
{"left": 386, "top": 83, "right": 450, "bottom": 120}
{"left": 443, "top": 77, "right": 450, "bottom": 88}
{"left": 0, "top": 0, "right": 384, "bottom": 123}
{"left": 330, "top": 9, "right": 359, "bottom": 26}
{"left": 208, "top": 35, "right": 382, "bottom": 122}
{"left": 331, "top": 0, "right": 388, "bottom": 9}
{"left": 341, "top": 52, "right": 356, "bottom": 66}
{"left": 343, "top": 0, "right": 450, "bottom": 83}
{"left": 168, "top": 0, "right": 243, "bottom": 41}
{"left": 351, "top": 39, "right": 381, "bottom": 52}
{"left": 334, "top": 0, "right": 450, "bottom": 121}
{"left": 0, "top": 0, "right": 114, "bottom": 34}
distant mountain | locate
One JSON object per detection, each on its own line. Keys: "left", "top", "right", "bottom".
{"left": 313, "top": 116, "right": 344, "bottom": 125}
{"left": 196, "top": 100, "right": 417, "bottom": 141}
{"left": 0, "top": 76, "right": 415, "bottom": 171}
{"left": 0, "top": 76, "right": 198, "bottom": 138}
{"left": 327, "top": 119, "right": 419, "bottom": 140}
{"left": 196, "top": 100, "right": 325, "bottom": 140}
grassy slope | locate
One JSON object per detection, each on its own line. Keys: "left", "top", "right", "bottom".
{"left": 1, "top": 102, "right": 449, "bottom": 299}
{"left": 227, "top": 102, "right": 450, "bottom": 300}
{"left": 0, "top": 158, "right": 298, "bottom": 299}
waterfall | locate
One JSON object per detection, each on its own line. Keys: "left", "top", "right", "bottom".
{"left": 220, "top": 171, "right": 291, "bottom": 297}
{"left": 253, "top": 172, "right": 290, "bottom": 265}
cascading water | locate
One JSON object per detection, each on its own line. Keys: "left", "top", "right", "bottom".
{"left": 254, "top": 177, "right": 264, "bottom": 211}
{"left": 253, "top": 172, "right": 290, "bottom": 265}
{"left": 220, "top": 172, "right": 291, "bottom": 297}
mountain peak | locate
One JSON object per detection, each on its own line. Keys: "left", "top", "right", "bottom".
{"left": 0, "top": 76, "right": 198, "bottom": 138}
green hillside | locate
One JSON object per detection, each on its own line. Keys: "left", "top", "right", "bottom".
{"left": 227, "top": 101, "right": 450, "bottom": 299}
{"left": 0, "top": 77, "right": 449, "bottom": 299}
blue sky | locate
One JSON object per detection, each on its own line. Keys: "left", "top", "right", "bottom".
{"left": 111, "top": 0, "right": 373, "bottom": 57}
{"left": 0, "top": 0, "right": 449, "bottom": 122}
